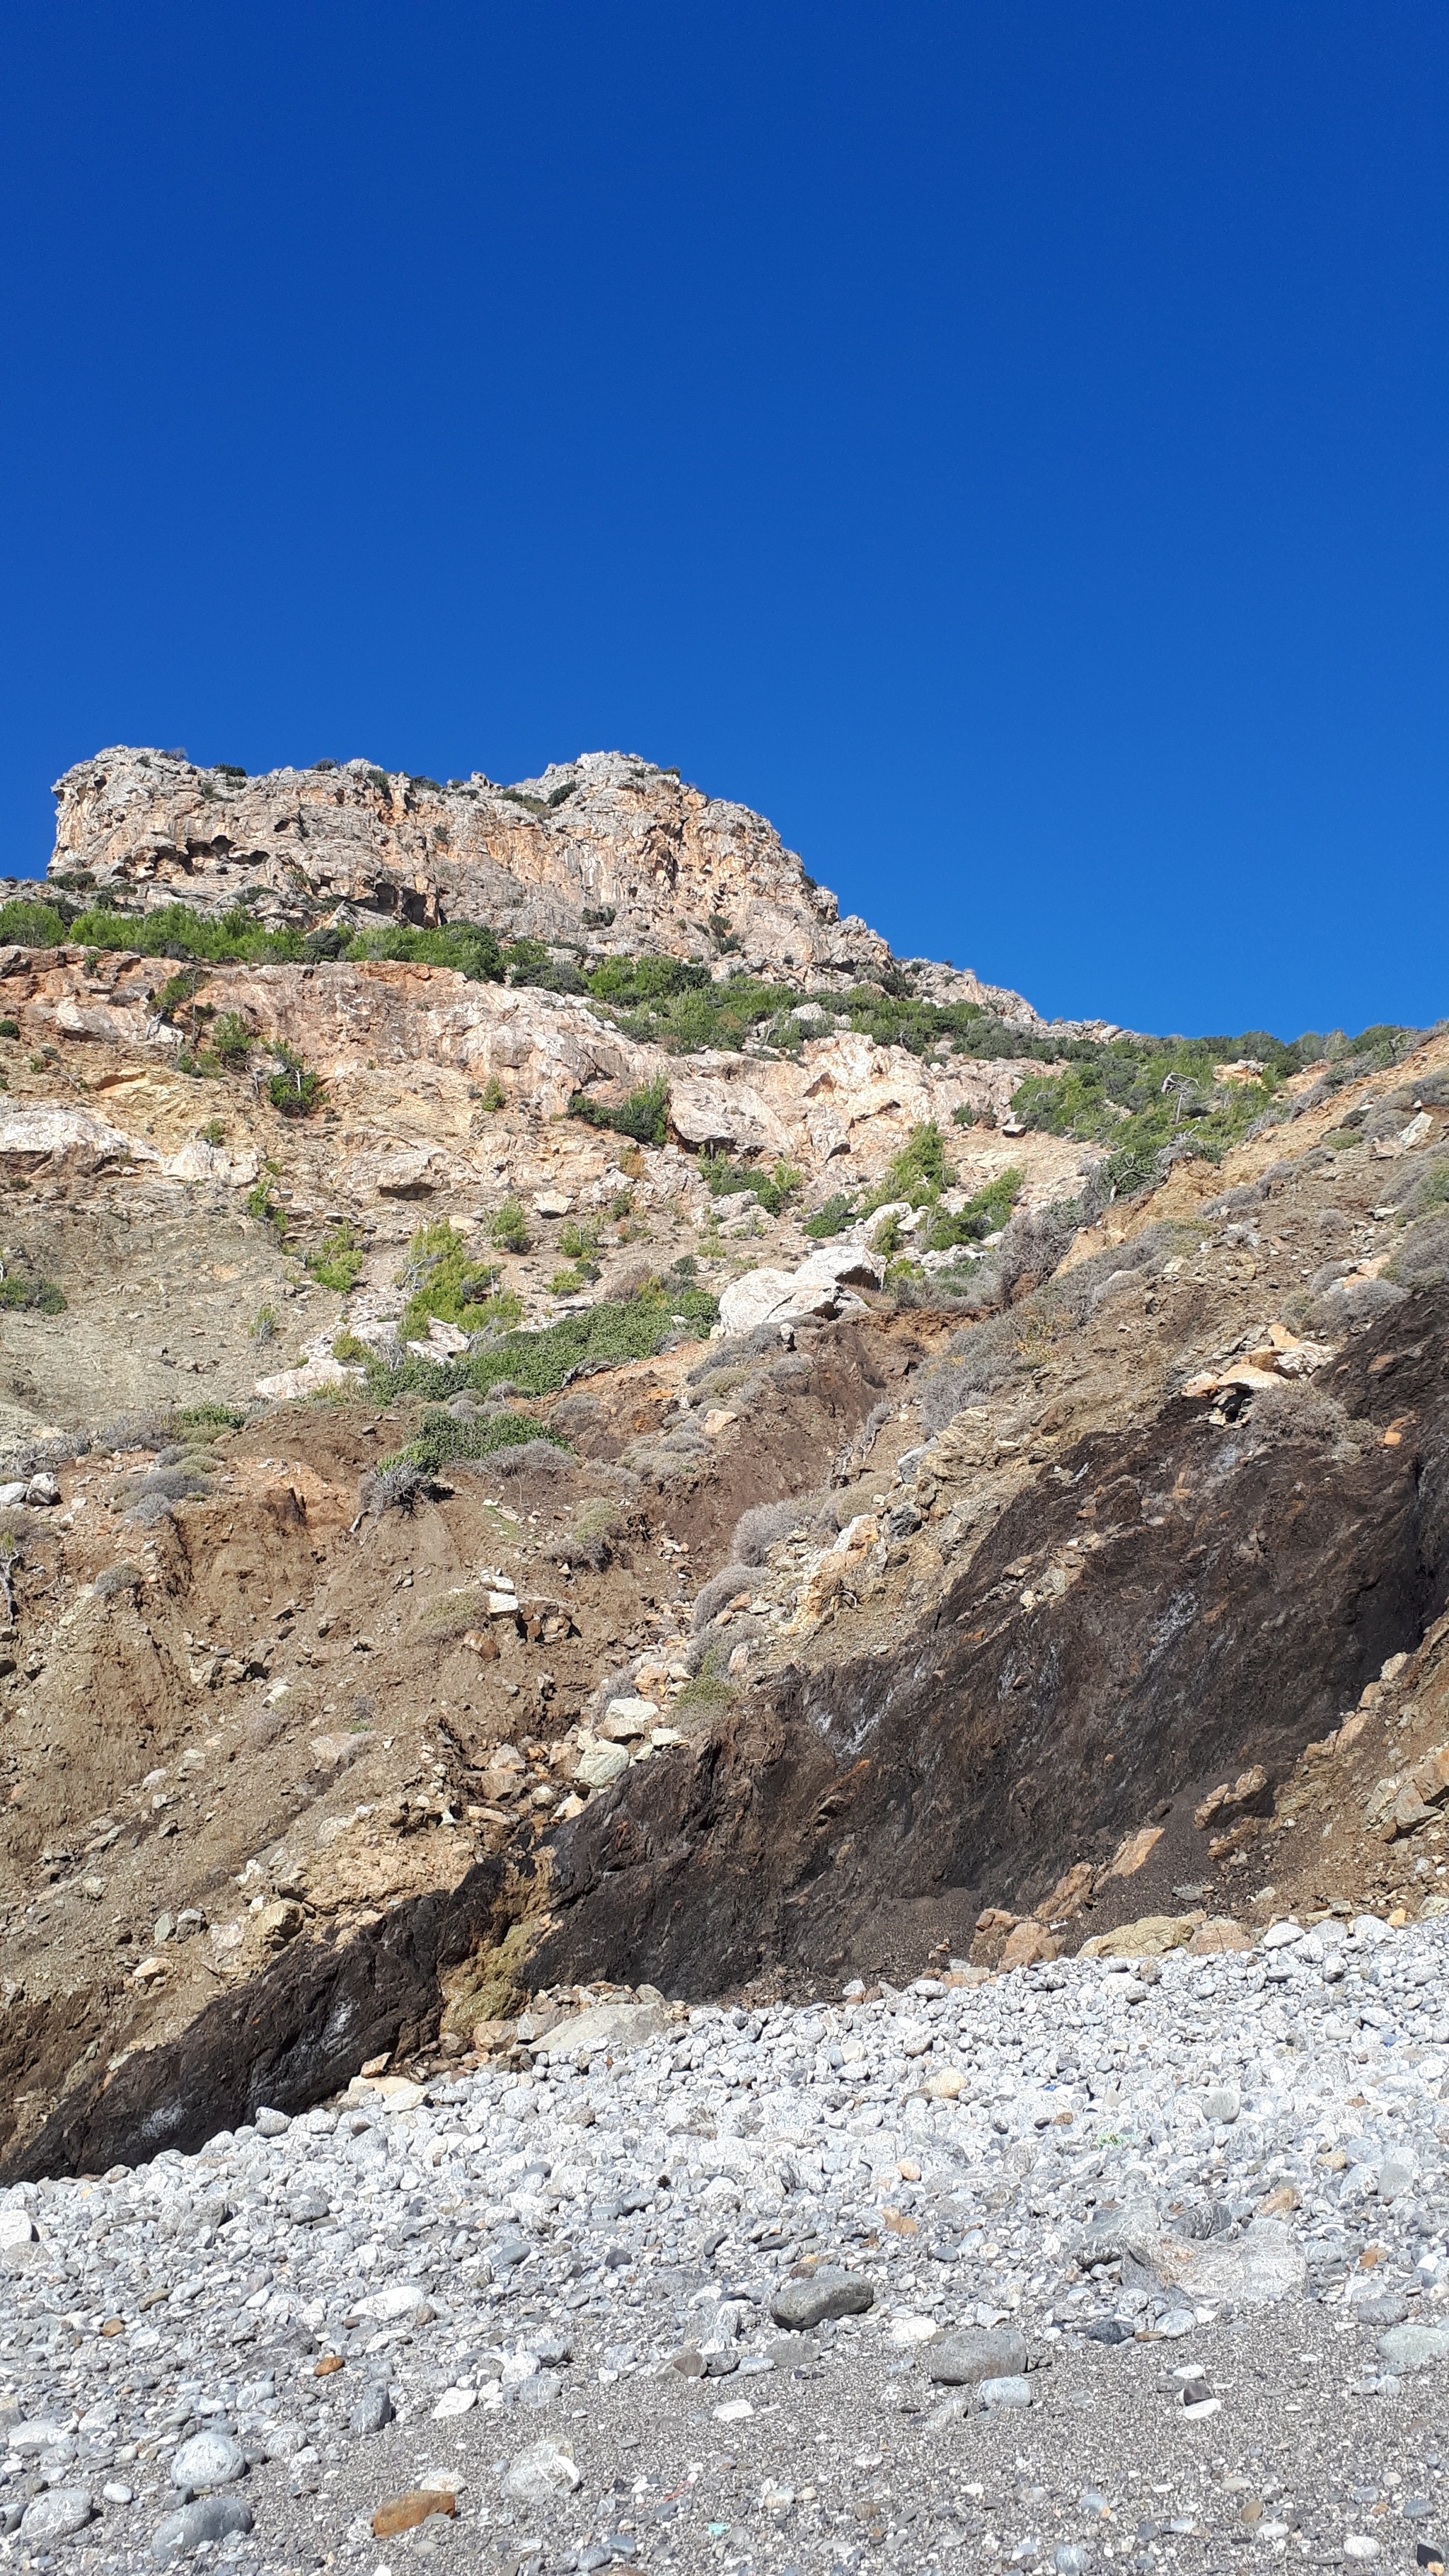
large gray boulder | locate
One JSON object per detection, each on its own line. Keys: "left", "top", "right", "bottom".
{"left": 770, "top": 2267, "right": 874, "bottom": 2330}
{"left": 928, "top": 2325, "right": 1029, "bottom": 2386}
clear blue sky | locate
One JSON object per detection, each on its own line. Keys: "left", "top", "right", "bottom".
{"left": 1, "top": 3, "right": 1443, "bottom": 1038}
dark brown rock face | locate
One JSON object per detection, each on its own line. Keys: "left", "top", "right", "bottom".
{"left": 1, "top": 1853, "right": 533, "bottom": 2183}
{"left": 527, "top": 1294, "right": 1449, "bottom": 1992}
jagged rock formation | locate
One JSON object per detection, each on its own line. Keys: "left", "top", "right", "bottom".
{"left": 47, "top": 747, "right": 1034, "bottom": 1018}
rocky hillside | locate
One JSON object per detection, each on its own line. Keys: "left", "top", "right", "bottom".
{"left": 0, "top": 747, "right": 1444, "bottom": 2187}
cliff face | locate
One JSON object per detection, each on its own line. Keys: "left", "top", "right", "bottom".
{"left": 48, "top": 747, "right": 902, "bottom": 987}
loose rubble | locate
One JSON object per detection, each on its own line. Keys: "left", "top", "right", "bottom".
{"left": 3, "top": 1913, "right": 1449, "bottom": 2567}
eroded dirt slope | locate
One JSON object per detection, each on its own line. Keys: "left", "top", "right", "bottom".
{"left": 0, "top": 955, "right": 1446, "bottom": 2179}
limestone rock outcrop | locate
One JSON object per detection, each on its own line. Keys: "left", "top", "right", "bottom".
{"left": 49, "top": 748, "right": 916, "bottom": 991}
{"left": 0, "top": 945, "right": 1089, "bottom": 1214}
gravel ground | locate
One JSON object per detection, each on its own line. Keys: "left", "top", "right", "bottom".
{"left": 2, "top": 1912, "right": 1448, "bottom": 2572}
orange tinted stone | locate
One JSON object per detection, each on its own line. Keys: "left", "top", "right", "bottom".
{"left": 372, "top": 2490, "right": 456, "bottom": 2539}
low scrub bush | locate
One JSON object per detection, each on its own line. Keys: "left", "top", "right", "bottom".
{"left": 400, "top": 1219, "right": 509, "bottom": 1337}
{"left": 548, "top": 1496, "right": 623, "bottom": 1570}
{"left": 1402, "top": 1158, "right": 1449, "bottom": 1222}
{"left": 692, "top": 1562, "right": 756, "bottom": 1631}
{"left": 121, "top": 1463, "right": 210, "bottom": 1526}
{"left": 732, "top": 1498, "right": 813, "bottom": 1563}
{"left": 1249, "top": 1383, "right": 1355, "bottom": 1449}
{"left": 94, "top": 1560, "right": 144, "bottom": 1599}
{"left": 208, "top": 1012, "right": 253, "bottom": 1068}
{"left": 668, "top": 1646, "right": 737, "bottom": 1724}
{"left": 0, "top": 1272, "right": 66, "bottom": 1315}
{"left": 382, "top": 1406, "right": 571, "bottom": 1479}
{"left": 700, "top": 1155, "right": 802, "bottom": 1216}
{"left": 568, "top": 1076, "right": 669, "bottom": 1149}
{"left": 418, "top": 1585, "right": 491, "bottom": 1639}
{"left": 803, "top": 1191, "right": 858, "bottom": 1240}
{"left": 558, "top": 1219, "right": 600, "bottom": 1269}
{"left": 173, "top": 1402, "right": 246, "bottom": 1437}
{"left": 490, "top": 1200, "right": 531, "bottom": 1255}
{"left": 925, "top": 1167, "right": 1024, "bottom": 1250}
{"left": 265, "top": 1046, "right": 325, "bottom": 1118}
{"left": 306, "top": 1224, "right": 366, "bottom": 1293}
{"left": 368, "top": 1281, "right": 720, "bottom": 1407}
{"left": 865, "top": 1121, "right": 954, "bottom": 1212}
{"left": 490, "top": 1436, "right": 575, "bottom": 1480}
{"left": 1388, "top": 1214, "right": 1449, "bottom": 1290}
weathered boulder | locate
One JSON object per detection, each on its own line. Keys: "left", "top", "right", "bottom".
{"left": 0, "top": 1105, "right": 159, "bottom": 1175}
{"left": 770, "top": 2267, "right": 874, "bottom": 2330}
{"left": 716, "top": 1268, "right": 837, "bottom": 1338}
{"left": 928, "top": 2325, "right": 1029, "bottom": 2386}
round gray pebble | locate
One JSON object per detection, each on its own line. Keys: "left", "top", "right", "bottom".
{"left": 169, "top": 2427, "right": 246, "bottom": 2489}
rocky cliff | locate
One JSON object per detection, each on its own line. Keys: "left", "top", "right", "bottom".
{"left": 47, "top": 747, "right": 1034, "bottom": 1020}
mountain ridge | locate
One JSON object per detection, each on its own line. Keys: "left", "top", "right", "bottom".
{"left": 47, "top": 744, "right": 1049, "bottom": 1027}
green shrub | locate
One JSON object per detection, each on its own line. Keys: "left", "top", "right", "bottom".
{"left": 559, "top": 1219, "right": 601, "bottom": 1269}
{"left": 332, "top": 1330, "right": 371, "bottom": 1364}
{"left": 306, "top": 1224, "right": 366, "bottom": 1292}
{"left": 490, "top": 1200, "right": 531, "bottom": 1255}
{"left": 759, "top": 1159, "right": 802, "bottom": 1217}
{"left": 201, "top": 1117, "right": 226, "bottom": 1146}
{"left": 0, "top": 1272, "right": 65, "bottom": 1315}
{"left": 245, "top": 1175, "right": 286, "bottom": 1234}
{"left": 585, "top": 956, "right": 710, "bottom": 1008}
{"left": 251, "top": 1304, "right": 279, "bottom": 1341}
{"left": 925, "top": 1166, "right": 1024, "bottom": 1250}
{"left": 0, "top": 1020, "right": 17, "bottom": 1040}
{"left": 568, "top": 1076, "right": 669, "bottom": 1148}
{"left": 700, "top": 1154, "right": 757, "bottom": 1200}
{"left": 861, "top": 1122, "right": 954, "bottom": 1216}
{"left": 1406, "top": 1161, "right": 1449, "bottom": 1221}
{"left": 549, "top": 1266, "right": 591, "bottom": 1296}
{"left": 346, "top": 919, "right": 506, "bottom": 982}
{"left": 669, "top": 1645, "right": 737, "bottom": 1725}
{"left": 384, "top": 1407, "right": 572, "bottom": 1478}
{"left": 0, "top": 902, "right": 66, "bottom": 948}
{"left": 696, "top": 1153, "right": 795, "bottom": 1217}
{"left": 209, "top": 1012, "right": 253, "bottom": 1067}
{"left": 265, "top": 1046, "right": 324, "bottom": 1118}
{"left": 66, "top": 900, "right": 306, "bottom": 967}
{"left": 367, "top": 1280, "right": 719, "bottom": 1407}
{"left": 477, "top": 1074, "right": 507, "bottom": 1111}
{"left": 173, "top": 1402, "right": 246, "bottom": 1434}
{"left": 1008, "top": 1042, "right": 1288, "bottom": 1196}
{"left": 155, "top": 969, "right": 203, "bottom": 1020}
{"left": 803, "top": 1191, "right": 858, "bottom": 1239}
{"left": 398, "top": 1219, "right": 509, "bottom": 1338}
